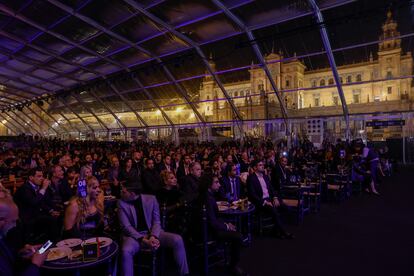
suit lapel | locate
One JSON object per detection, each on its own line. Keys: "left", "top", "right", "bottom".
{"left": 141, "top": 195, "right": 152, "bottom": 230}
{"left": 128, "top": 202, "right": 137, "bottom": 228}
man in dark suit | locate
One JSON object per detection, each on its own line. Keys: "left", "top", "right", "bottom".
{"left": 219, "top": 163, "right": 245, "bottom": 202}
{"left": 271, "top": 157, "right": 291, "bottom": 193}
{"left": 247, "top": 160, "right": 293, "bottom": 239}
{"left": 157, "top": 155, "right": 173, "bottom": 173}
{"left": 142, "top": 159, "right": 162, "bottom": 195}
{"left": 180, "top": 162, "right": 201, "bottom": 204}
{"left": 172, "top": 153, "right": 182, "bottom": 174}
{"left": 132, "top": 150, "right": 144, "bottom": 173}
{"left": 118, "top": 187, "right": 189, "bottom": 276}
{"left": 0, "top": 198, "right": 48, "bottom": 276}
{"left": 50, "top": 165, "right": 73, "bottom": 208}
{"left": 176, "top": 155, "right": 191, "bottom": 183}
{"left": 14, "top": 168, "right": 60, "bottom": 242}
{"left": 202, "top": 174, "right": 247, "bottom": 276}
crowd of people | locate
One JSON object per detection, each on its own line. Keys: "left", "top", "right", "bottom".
{"left": 0, "top": 136, "right": 392, "bottom": 276}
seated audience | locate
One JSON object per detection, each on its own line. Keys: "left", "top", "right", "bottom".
{"left": 157, "top": 171, "right": 186, "bottom": 234}
{"left": 198, "top": 173, "right": 247, "bottom": 276}
{"left": 108, "top": 156, "right": 121, "bottom": 198}
{"left": 0, "top": 198, "right": 48, "bottom": 276}
{"left": 119, "top": 158, "right": 142, "bottom": 191}
{"left": 14, "top": 168, "right": 60, "bottom": 242}
{"left": 271, "top": 157, "right": 291, "bottom": 193}
{"left": 247, "top": 160, "right": 293, "bottom": 239}
{"left": 66, "top": 167, "right": 80, "bottom": 195}
{"left": 219, "top": 163, "right": 245, "bottom": 202}
{"left": 157, "top": 155, "right": 173, "bottom": 173}
{"left": 176, "top": 154, "right": 191, "bottom": 182}
{"left": 63, "top": 176, "right": 104, "bottom": 239}
{"left": 142, "top": 158, "right": 162, "bottom": 195}
{"left": 80, "top": 165, "right": 93, "bottom": 180}
{"left": 49, "top": 165, "right": 73, "bottom": 210}
{"left": 180, "top": 162, "right": 202, "bottom": 204}
{"left": 118, "top": 186, "right": 189, "bottom": 276}
{"left": 4, "top": 158, "right": 23, "bottom": 178}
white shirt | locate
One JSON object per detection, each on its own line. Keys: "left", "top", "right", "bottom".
{"left": 255, "top": 172, "right": 269, "bottom": 199}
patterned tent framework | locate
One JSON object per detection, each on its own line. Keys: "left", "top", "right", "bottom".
{"left": 0, "top": 0, "right": 411, "bottom": 138}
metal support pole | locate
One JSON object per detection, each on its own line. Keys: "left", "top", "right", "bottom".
{"left": 308, "top": 0, "right": 350, "bottom": 141}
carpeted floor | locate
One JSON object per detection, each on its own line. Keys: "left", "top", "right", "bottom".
{"left": 238, "top": 167, "right": 414, "bottom": 276}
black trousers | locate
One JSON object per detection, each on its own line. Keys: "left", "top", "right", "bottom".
{"left": 259, "top": 204, "right": 288, "bottom": 235}
{"left": 215, "top": 230, "right": 243, "bottom": 268}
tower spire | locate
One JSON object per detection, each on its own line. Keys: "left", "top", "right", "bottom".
{"left": 379, "top": 9, "right": 401, "bottom": 52}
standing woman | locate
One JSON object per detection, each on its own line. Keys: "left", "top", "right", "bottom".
{"left": 63, "top": 176, "right": 104, "bottom": 239}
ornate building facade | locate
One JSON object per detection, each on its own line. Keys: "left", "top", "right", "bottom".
{"left": 199, "top": 11, "right": 413, "bottom": 140}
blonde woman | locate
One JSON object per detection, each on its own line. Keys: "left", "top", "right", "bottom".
{"left": 63, "top": 176, "right": 104, "bottom": 239}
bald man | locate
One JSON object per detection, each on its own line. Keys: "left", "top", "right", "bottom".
{"left": 0, "top": 198, "right": 47, "bottom": 276}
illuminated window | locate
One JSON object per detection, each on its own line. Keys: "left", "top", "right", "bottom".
{"left": 353, "top": 90, "right": 360, "bottom": 104}
{"left": 332, "top": 93, "right": 339, "bottom": 105}
{"left": 320, "top": 79, "right": 325, "bottom": 86}
{"left": 313, "top": 94, "right": 320, "bottom": 107}
{"left": 356, "top": 74, "right": 362, "bottom": 82}
{"left": 347, "top": 76, "right": 352, "bottom": 83}
{"left": 328, "top": 78, "right": 334, "bottom": 85}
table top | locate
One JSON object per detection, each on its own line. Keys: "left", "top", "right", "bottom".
{"left": 218, "top": 203, "right": 255, "bottom": 215}
{"left": 42, "top": 240, "right": 118, "bottom": 271}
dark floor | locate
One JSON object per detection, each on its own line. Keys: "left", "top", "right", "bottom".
{"left": 237, "top": 167, "right": 414, "bottom": 276}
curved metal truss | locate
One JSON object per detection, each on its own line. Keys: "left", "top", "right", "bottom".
{"left": 0, "top": 0, "right": 409, "bottom": 138}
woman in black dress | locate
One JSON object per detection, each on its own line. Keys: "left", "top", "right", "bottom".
{"left": 63, "top": 176, "right": 104, "bottom": 239}
{"left": 156, "top": 170, "right": 186, "bottom": 234}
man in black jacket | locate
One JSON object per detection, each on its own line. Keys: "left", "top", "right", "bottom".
{"left": 271, "top": 157, "right": 291, "bottom": 193}
{"left": 219, "top": 163, "right": 245, "bottom": 201}
{"left": 50, "top": 165, "right": 73, "bottom": 208}
{"left": 14, "top": 168, "right": 60, "bottom": 242}
{"left": 202, "top": 174, "right": 247, "bottom": 276}
{"left": 0, "top": 198, "right": 48, "bottom": 276}
{"left": 142, "top": 159, "right": 162, "bottom": 195}
{"left": 247, "top": 160, "right": 293, "bottom": 239}
{"left": 176, "top": 155, "right": 191, "bottom": 184}
{"left": 180, "top": 162, "right": 201, "bottom": 204}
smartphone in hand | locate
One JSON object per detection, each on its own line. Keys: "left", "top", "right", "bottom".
{"left": 38, "top": 240, "right": 53, "bottom": 254}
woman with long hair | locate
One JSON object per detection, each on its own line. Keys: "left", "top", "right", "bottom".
{"left": 119, "top": 157, "right": 141, "bottom": 191}
{"left": 63, "top": 176, "right": 104, "bottom": 239}
{"left": 156, "top": 170, "right": 185, "bottom": 234}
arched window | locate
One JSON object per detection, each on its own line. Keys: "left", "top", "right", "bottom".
{"left": 285, "top": 80, "right": 290, "bottom": 87}
{"left": 340, "top": 77, "right": 343, "bottom": 83}
{"left": 234, "top": 91, "right": 238, "bottom": 97}
{"left": 240, "top": 91, "right": 244, "bottom": 97}
{"left": 312, "top": 81, "right": 317, "bottom": 88}
{"left": 320, "top": 79, "right": 325, "bottom": 86}
{"left": 258, "top": 81, "right": 264, "bottom": 91}
{"left": 347, "top": 76, "right": 352, "bottom": 83}
{"left": 356, "top": 74, "right": 362, "bottom": 82}
{"left": 328, "top": 78, "right": 334, "bottom": 85}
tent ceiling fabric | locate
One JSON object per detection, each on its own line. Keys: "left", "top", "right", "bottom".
{"left": 0, "top": 0, "right": 399, "bottom": 131}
